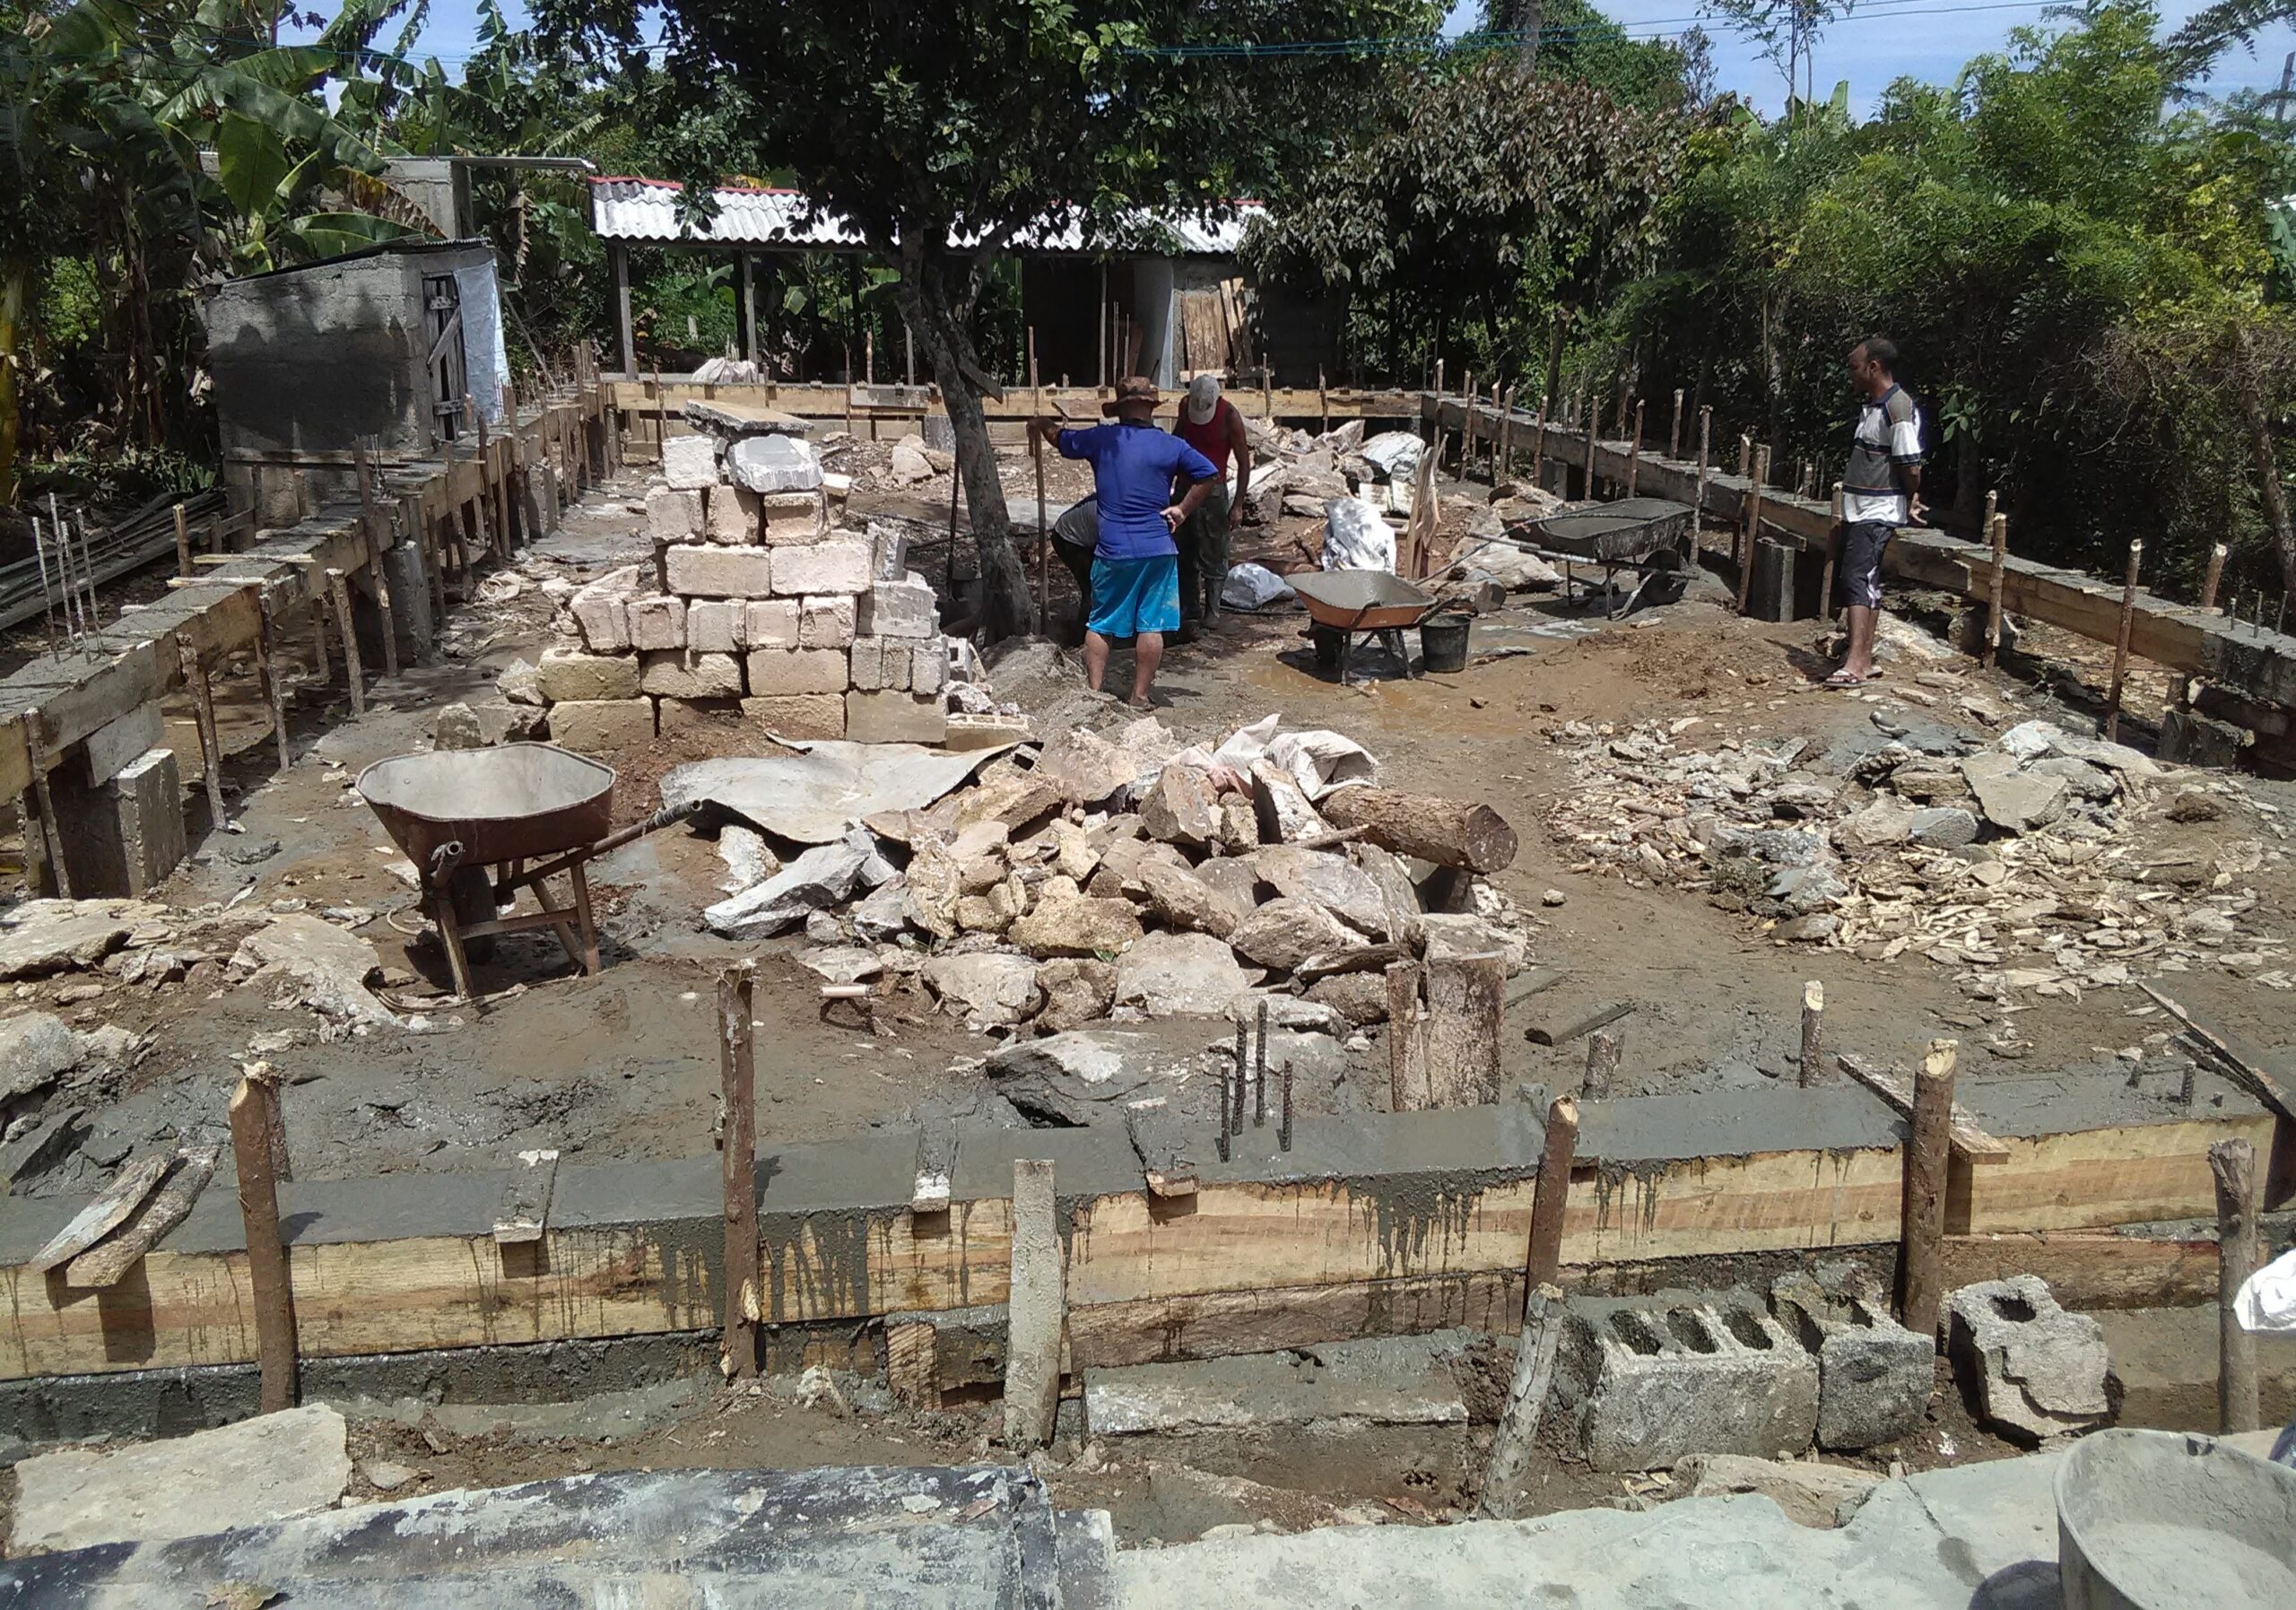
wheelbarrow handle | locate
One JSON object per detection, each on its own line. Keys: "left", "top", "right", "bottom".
{"left": 591, "top": 797, "right": 702, "bottom": 858}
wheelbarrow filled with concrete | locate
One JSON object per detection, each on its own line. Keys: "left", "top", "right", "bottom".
{"left": 1289, "top": 569, "right": 1440, "bottom": 683}
{"left": 358, "top": 744, "right": 691, "bottom": 998}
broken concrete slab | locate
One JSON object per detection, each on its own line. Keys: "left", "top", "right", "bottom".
{"left": 232, "top": 913, "right": 396, "bottom": 1031}
{"left": 0, "top": 900, "right": 168, "bottom": 980}
{"left": 1084, "top": 1332, "right": 1475, "bottom": 1435}
{"left": 7, "top": 1404, "right": 352, "bottom": 1554}
{"left": 702, "top": 830, "right": 893, "bottom": 940}
{"left": 1010, "top": 893, "right": 1144, "bottom": 959}
{"left": 1114, "top": 930, "right": 1253, "bottom": 1019}
{"left": 0, "top": 1011, "right": 82, "bottom": 1102}
{"left": 1960, "top": 753, "right": 2068, "bottom": 834}
{"left": 1674, "top": 1453, "right": 1881, "bottom": 1529}
{"left": 1944, "top": 1275, "right": 2110, "bottom": 1444}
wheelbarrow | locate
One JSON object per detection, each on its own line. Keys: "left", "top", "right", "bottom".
{"left": 1289, "top": 570, "right": 1440, "bottom": 683}
{"left": 1513, "top": 497, "right": 1694, "bottom": 618}
{"left": 358, "top": 744, "right": 695, "bottom": 1001}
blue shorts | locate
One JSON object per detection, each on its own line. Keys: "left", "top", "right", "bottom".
{"left": 1088, "top": 555, "right": 1180, "bottom": 639}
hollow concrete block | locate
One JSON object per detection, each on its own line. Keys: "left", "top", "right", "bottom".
{"left": 1554, "top": 1297, "right": 1820, "bottom": 1472}
{"left": 1770, "top": 1278, "right": 1932, "bottom": 1450}
{"left": 1944, "top": 1275, "right": 2110, "bottom": 1445}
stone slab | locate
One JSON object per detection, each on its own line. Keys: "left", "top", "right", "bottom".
{"left": 745, "top": 599, "right": 801, "bottom": 649}
{"left": 770, "top": 538, "right": 873, "bottom": 596}
{"left": 546, "top": 698, "right": 655, "bottom": 752}
{"left": 7, "top": 1403, "right": 351, "bottom": 1554}
{"left": 659, "top": 433, "right": 719, "bottom": 491}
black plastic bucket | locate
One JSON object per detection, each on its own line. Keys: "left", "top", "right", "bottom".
{"left": 1309, "top": 623, "right": 1345, "bottom": 676}
{"left": 1419, "top": 613, "right": 1471, "bottom": 674}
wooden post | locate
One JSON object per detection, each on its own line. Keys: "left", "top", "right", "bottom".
{"left": 1475, "top": 1281, "right": 1566, "bottom": 1520}
{"left": 1459, "top": 372, "right": 1474, "bottom": 472}
{"left": 1582, "top": 406, "right": 1599, "bottom": 501}
{"left": 1582, "top": 1031, "right": 1619, "bottom": 1099}
{"left": 257, "top": 589, "right": 291, "bottom": 770}
{"left": 1386, "top": 962, "right": 1430, "bottom": 1110}
{"left": 2103, "top": 538, "right": 2143, "bottom": 742}
{"left": 230, "top": 1068, "right": 298, "bottom": 1412}
{"left": 1820, "top": 484, "right": 1842, "bottom": 620}
{"left": 1499, "top": 385, "right": 1515, "bottom": 482}
{"left": 1737, "top": 433, "right": 1751, "bottom": 480}
{"left": 327, "top": 568, "right": 365, "bottom": 717}
{"left": 651, "top": 363, "right": 666, "bottom": 471}
{"left": 1318, "top": 366, "right": 1330, "bottom": 437}
{"left": 22, "top": 711, "right": 71, "bottom": 900}
{"left": 178, "top": 638, "right": 227, "bottom": 830}
{"left": 610, "top": 240, "right": 634, "bottom": 378}
{"left": 1899, "top": 1039, "right": 1956, "bottom": 1338}
{"left": 1532, "top": 384, "right": 1550, "bottom": 487}
{"left": 1524, "top": 1095, "right": 1579, "bottom": 1292}
{"left": 718, "top": 961, "right": 759, "bottom": 1379}
{"left": 1029, "top": 328, "right": 1048, "bottom": 636}
{"left": 2208, "top": 1137, "right": 2260, "bottom": 1432}
{"left": 1004, "top": 1157, "right": 1065, "bottom": 1452}
{"left": 1694, "top": 407, "right": 1711, "bottom": 549}
{"left": 1799, "top": 981, "right": 1825, "bottom": 1087}
{"left": 2199, "top": 542, "right": 2229, "bottom": 613}
{"left": 173, "top": 502, "right": 192, "bottom": 579}
{"left": 1984, "top": 512, "right": 2010, "bottom": 668}
{"left": 1626, "top": 399, "right": 1644, "bottom": 496}
{"left": 1736, "top": 445, "right": 1770, "bottom": 614}
{"left": 352, "top": 438, "right": 399, "bottom": 679}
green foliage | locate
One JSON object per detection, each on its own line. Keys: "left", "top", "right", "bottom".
{"left": 1475, "top": 0, "right": 1707, "bottom": 111}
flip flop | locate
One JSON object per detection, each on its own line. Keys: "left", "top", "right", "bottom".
{"left": 1822, "top": 669, "right": 1870, "bottom": 689}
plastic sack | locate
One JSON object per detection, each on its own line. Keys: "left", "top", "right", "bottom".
{"left": 1322, "top": 498, "right": 1396, "bottom": 574}
{"left": 2236, "top": 1247, "right": 2296, "bottom": 1335}
{"left": 1221, "top": 561, "right": 1296, "bottom": 612}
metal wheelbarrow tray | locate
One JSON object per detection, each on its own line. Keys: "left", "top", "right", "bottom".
{"left": 358, "top": 744, "right": 690, "bottom": 1000}
{"left": 1288, "top": 570, "right": 1440, "bottom": 683}
{"left": 1524, "top": 497, "right": 1694, "bottom": 562}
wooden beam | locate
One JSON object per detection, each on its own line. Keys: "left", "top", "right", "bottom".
{"left": 1837, "top": 1053, "right": 2009, "bottom": 1163}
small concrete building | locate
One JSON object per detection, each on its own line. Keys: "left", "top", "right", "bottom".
{"left": 201, "top": 239, "right": 511, "bottom": 526}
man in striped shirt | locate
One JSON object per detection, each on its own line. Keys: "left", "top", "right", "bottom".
{"left": 1828, "top": 336, "right": 1925, "bottom": 687}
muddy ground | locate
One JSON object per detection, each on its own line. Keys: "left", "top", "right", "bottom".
{"left": 4, "top": 448, "right": 2292, "bottom": 1542}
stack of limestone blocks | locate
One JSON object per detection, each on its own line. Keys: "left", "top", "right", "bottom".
{"left": 544, "top": 431, "right": 949, "bottom": 751}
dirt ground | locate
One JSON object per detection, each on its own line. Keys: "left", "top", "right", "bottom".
{"left": 4, "top": 448, "right": 2292, "bottom": 1543}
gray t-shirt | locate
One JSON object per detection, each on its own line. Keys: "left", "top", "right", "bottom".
{"left": 1052, "top": 495, "right": 1098, "bottom": 550}
{"left": 1843, "top": 385, "right": 1921, "bottom": 525}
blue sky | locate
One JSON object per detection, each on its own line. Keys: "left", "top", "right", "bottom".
{"left": 317, "top": 1, "right": 2296, "bottom": 117}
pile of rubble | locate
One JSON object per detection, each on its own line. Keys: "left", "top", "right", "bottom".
{"left": 503, "top": 412, "right": 954, "bottom": 748}
{"left": 1544, "top": 709, "right": 2289, "bottom": 1002}
{"left": 700, "top": 714, "right": 1531, "bottom": 1051}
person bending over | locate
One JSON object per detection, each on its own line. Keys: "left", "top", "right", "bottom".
{"left": 1029, "top": 377, "right": 1215, "bottom": 708}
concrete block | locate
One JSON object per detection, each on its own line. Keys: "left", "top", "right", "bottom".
{"left": 799, "top": 596, "right": 857, "bottom": 649}
{"left": 944, "top": 712, "right": 1033, "bottom": 752}
{"left": 665, "top": 544, "right": 774, "bottom": 599}
{"left": 742, "top": 694, "right": 846, "bottom": 739}
{"left": 570, "top": 571, "right": 636, "bottom": 653}
{"left": 867, "top": 519, "right": 910, "bottom": 580}
{"left": 639, "top": 650, "right": 745, "bottom": 699}
{"left": 705, "top": 483, "right": 760, "bottom": 545}
{"left": 1554, "top": 1297, "right": 1820, "bottom": 1472}
{"left": 2158, "top": 706, "right": 2247, "bottom": 768}
{"left": 382, "top": 539, "right": 435, "bottom": 659}
{"left": 686, "top": 599, "right": 748, "bottom": 653}
{"left": 535, "top": 647, "right": 641, "bottom": 703}
{"left": 728, "top": 433, "right": 823, "bottom": 493}
{"left": 661, "top": 433, "right": 719, "bottom": 491}
{"left": 847, "top": 690, "right": 948, "bottom": 745}
{"left": 848, "top": 637, "right": 886, "bottom": 692}
{"left": 770, "top": 538, "right": 872, "bottom": 596}
{"left": 744, "top": 647, "right": 848, "bottom": 696}
{"left": 757, "top": 491, "right": 829, "bottom": 546}
{"left": 627, "top": 595, "right": 687, "bottom": 651}
{"left": 744, "top": 599, "right": 801, "bottom": 650}
{"left": 857, "top": 575, "right": 940, "bottom": 639}
{"left": 51, "top": 745, "right": 186, "bottom": 900}
{"left": 912, "top": 642, "right": 947, "bottom": 696}
{"left": 83, "top": 701, "right": 164, "bottom": 787}
{"left": 1944, "top": 1276, "right": 2109, "bottom": 1445}
{"left": 657, "top": 697, "right": 747, "bottom": 739}
{"left": 646, "top": 486, "right": 705, "bottom": 544}
{"left": 879, "top": 640, "right": 912, "bottom": 692}
{"left": 1770, "top": 1279, "right": 1932, "bottom": 1450}
{"left": 547, "top": 698, "right": 656, "bottom": 752}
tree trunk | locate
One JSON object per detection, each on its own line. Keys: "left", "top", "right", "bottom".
{"left": 1514, "top": 0, "right": 1544, "bottom": 75}
{"left": 895, "top": 248, "right": 1035, "bottom": 641}
{"left": 2233, "top": 326, "right": 2296, "bottom": 596}
{"left": 0, "top": 259, "right": 24, "bottom": 508}
{"left": 1320, "top": 786, "right": 1518, "bottom": 873}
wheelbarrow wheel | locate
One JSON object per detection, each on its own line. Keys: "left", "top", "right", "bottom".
{"left": 448, "top": 866, "right": 499, "bottom": 963}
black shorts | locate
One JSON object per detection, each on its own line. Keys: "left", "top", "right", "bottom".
{"left": 1839, "top": 520, "right": 1893, "bottom": 609}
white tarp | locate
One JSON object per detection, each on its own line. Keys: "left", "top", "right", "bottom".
{"left": 453, "top": 259, "right": 512, "bottom": 425}
{"left": 1168, "top": 713, "right": 1378, "bottom": 801}
{"left": 1322, "top": 498, "right": 1396, "bottom": 574}
{"left": 661, "top": 740, "right": 1015, "bottom": 844}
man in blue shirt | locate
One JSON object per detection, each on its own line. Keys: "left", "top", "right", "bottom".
{"left": 1029, "top": 377, "right": 1217, "bottom": 707}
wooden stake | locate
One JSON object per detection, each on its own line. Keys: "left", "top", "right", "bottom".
{"left": 651, "top": 363, "right": 666, "bottom": 467}
{"left": 1736, "top": 445, "right": 1770, "bottom": 614}
{"left": 2208, "top": 1137, "right": 2260, "bottom": 1432}
{"left": 1582, "top": 406, "right": 1599, "bottom": 501}
{"left": 1626, "top": 399, "right": 1644, "bottom": 496}
{"left": 1820, "top": 484, "right": 1842, "bottom": 620}
{"left": 230, "top": 1069, "right": 298, "bottom": 1413}
{"left": 22, "top": 710, "right": 71, "bottom": 900}
{"left": 2199, "top": 542, "right": 2229, "bottom": 613}
{"left": 1475, "top": 1281, "right": 1565, "bottom": 1520}
{"left": 1318, "top": 366, "right": 1329, "bottom": 437}
{"left": 718, "top": 961, "right": 759, "bottom": 1378}
{"left": 352, "top": 439, "right": 399, "bottom": 679}
{"left": 1532, "top": 384, "right": 1550, "bottom": 487}
{"left": 173, "top": 502, "right": 192, "bottom": 579}
{"left": 1499, "top": 385, "right": 1515, "bottom": 480}
{"left": 1737, "top": 433, "right": 1752, "bottom": 480}
{"left": 257, "top": 589, "right": 291, "bottom": 770}
{"left": 1799, "top": 981, "right": 1825, "bottom": 1087}
{"left": 1461, "top": 370, "right": 1474, "bottom": 470}
{"left": 1669, "top": 388, "right": 1683, "bottom": 459}
{"left": 1004, "top": 1157, "right": 1065, "bottom": 1452}
{"left": 1899, "top": 1039, "right": 1956, "bottom": 1339}
{"left": 1029, "top": 328, "right": 1048, "bottom": 635}
{"left": 1582, "top": 1031, "right": 1619, "bottom": 1099}
{"left": 1523, "top": 1095, "right": 1579, "bottom": 1292}
{"left": 178, "top": 638, "right": 227, "bottom": 831}
{"left": 1694, "top": 408, "right": 1711, "bottom": 549}
{"left": 2103, "top": 539, "right": 2143, "bottom": 742}
{"left": 1984, "top": 512, "right": 2010, "bottom": 668}
{"left": 327, "top": 568, "right": 365, "bottom": 717}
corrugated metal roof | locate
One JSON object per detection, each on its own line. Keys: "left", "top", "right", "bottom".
{"left": 588, "top": 178, "right": 1257, "bottom": 257}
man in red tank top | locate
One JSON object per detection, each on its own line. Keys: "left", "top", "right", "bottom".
{"left": 1172, "top": 374, "right": 1252, "bottom": 639}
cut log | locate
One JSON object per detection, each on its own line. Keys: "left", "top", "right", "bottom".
{"left": 1321, "top": 786, "right": 1518, "bottom": 873}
